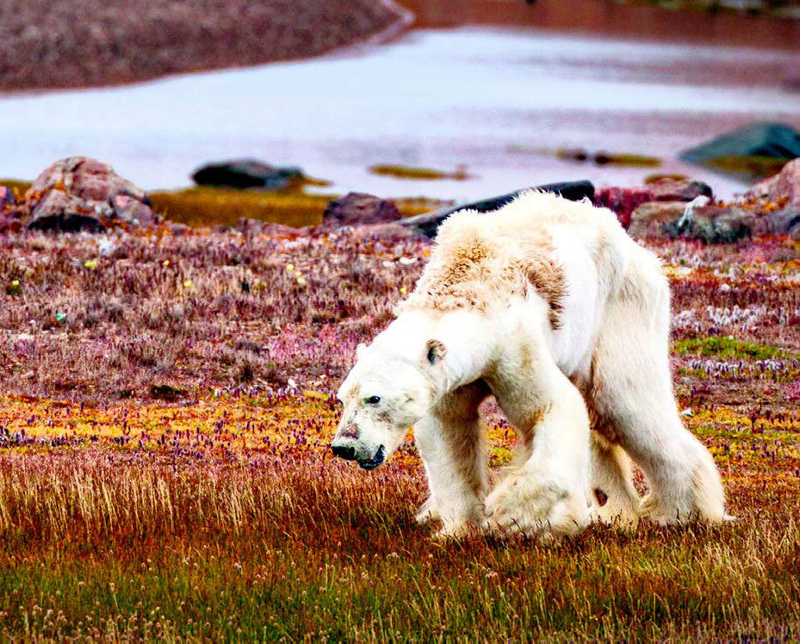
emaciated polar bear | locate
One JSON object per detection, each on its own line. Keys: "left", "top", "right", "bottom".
{"left": 331, "top": 191, "right": 728, "bottom": 538}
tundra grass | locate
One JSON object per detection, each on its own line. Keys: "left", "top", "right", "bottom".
{"left": 149, "top": 187, "right": 444, "bottom": 228}
{"left": 0, "top": 229, "right": 798, "bottom": 639}
{"left": 2, "top": 181, "right": 447, "bottom": 228}
{"left": 0, "top": 393, "right": 798, "bottom": 641}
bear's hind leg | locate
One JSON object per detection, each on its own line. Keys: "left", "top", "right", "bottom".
{"left": 414, "top": 380, "right": 490, "bottom": 538}
{"left": 589, "top": 433, "right": 640, "bottom": 528}
{"left": 589, "top": 251, "right": 728, "bottom": 523}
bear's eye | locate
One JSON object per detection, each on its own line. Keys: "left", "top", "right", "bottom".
{"left": 365, "top": 395, "right": 381, "bottom": 405}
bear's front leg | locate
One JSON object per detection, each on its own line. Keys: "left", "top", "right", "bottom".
{"left": 485, "top": 359, "right": 592, "bottom": 538}
{"left": 414, "top": 381, "right": 489, "bottom": 539}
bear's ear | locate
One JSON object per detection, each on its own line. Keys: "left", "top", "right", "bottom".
{"left": 356, "top": 343, "right": 367, "bottom": 358}
{"left": 425, "top": 339, "right": 447, "bottom": 365}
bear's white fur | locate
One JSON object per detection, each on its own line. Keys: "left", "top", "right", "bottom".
{"left": 332, "top": 191, "right": 728, "bottom": 538}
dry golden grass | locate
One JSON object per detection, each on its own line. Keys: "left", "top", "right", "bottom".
{"left": 149, "top": 187, "right": 445, "bottom": 228}
{"left": 0, "top": 392, "right": 797, "bottom": 641}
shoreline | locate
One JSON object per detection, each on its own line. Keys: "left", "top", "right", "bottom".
{"left": 1, "top": 0, "right": 798, "bottom": 96}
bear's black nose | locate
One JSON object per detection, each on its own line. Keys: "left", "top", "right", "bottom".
{"left": 332, "top": 445, "right": 356, "bottom": 461}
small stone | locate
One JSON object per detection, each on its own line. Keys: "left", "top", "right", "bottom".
{"left": 649, "top": 178, "right": 713, "bottom": 202}
{"left": 321, "top": 192, "right": 402, "bottom": 229}
{"left": 627, "top": 201, "right": 685, "bottom": 239}
{"left": 595, "top": 187, "right": 655, "bottom": 229}
{"left": 0, "top": 186, "right": 14, "bottom": 209}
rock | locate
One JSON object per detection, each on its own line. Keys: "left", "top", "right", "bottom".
{"left": 192, "top": 159, "right": 305, "bottom": 190}
{"left": 680, "top": 204, "right": 752, "bottom": 244}
{"left": 231, "top": 218, "right": 299, "bottom": 237}
{"left": 628, "top": 201, "right": 686, "bottom": 239}
{"left": 112, "top": 195, "right": 159, "bottom": 227}
{"left": 167, "top": 222, "right": 193, "bottom": 236}
{"left": 400, "top": 181, "right": 595, "bottom": 239}
{"left": 0, "top": 186, "right": 14, "bottom": 210}
{"left": 30, "top": 156, "right": 148, "bottom": 203}
{"left": 594, "top": 187, "right": 654, "bottom": 229}
{"left": 321, "top": 192, "right": 402, "bottom": 229}
{"left": 628, "top": 196, "right": 796, "bottom": 243}
{"left": 680, "top": 122, "right": 800, "bottom": 165}
{"left": 745, "top": 158, "right": 799, "bottom": 207}
{"left": 21, "top": 156, "right": 158, "bottom": 233}
{"left": 751, "top": 208, "right": 800, "bottom": 236}
{"left": 0, "top": 211, "right": 22, "bottom": 233}
{"left": 649, "top": 178, "right": 713, "bottom": 202}
{"left": 28, "top": 190, "right": 108, "bottom": 233}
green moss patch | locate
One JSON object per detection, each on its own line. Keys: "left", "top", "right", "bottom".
{"left": 673, "top": 336, "right": 791, "bottom": 361}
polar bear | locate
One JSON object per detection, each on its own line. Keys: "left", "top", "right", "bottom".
{"left": 331, "top": 191, "right": 728, "bottom": 538}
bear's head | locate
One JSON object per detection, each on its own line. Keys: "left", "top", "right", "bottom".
{"left": 331, "top": 322, "right": 448, "bottom": 470}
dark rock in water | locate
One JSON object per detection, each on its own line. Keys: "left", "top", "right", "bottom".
{"left": 594, "top": 187, "right": 654, "bottom": 229}
{"left": 680, "top": 122, "right": 800, "bottom": 165}
{"left": 192, "top": 159, "right": 305, "bottom": 189}
{"left": 19, "top": 156, "right": 158, "bottom": 233}
{"left": 399, "top": 181, "right": 595, "bottom": 238}
{"left": 649, "top": 178, "right": 713, "bottom": 202}
{"left": 321, "top": 192, "right": 402, "bottom": 229}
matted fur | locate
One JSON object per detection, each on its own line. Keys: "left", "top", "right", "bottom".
{"left": 398, "top": 194, "right": 567, "bottom": 328}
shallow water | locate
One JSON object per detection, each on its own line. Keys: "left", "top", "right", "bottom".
{"left": 1, "top": 27, "right": 798, "bottom": 201}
